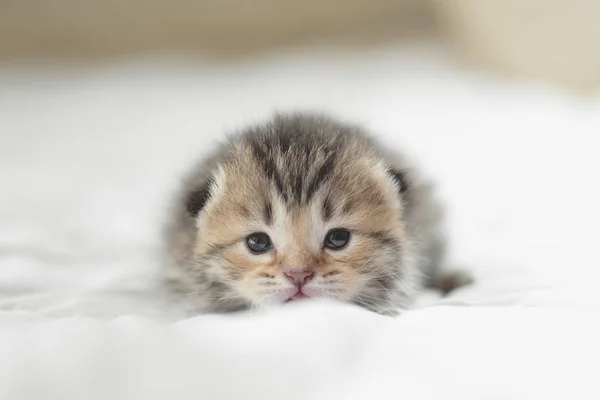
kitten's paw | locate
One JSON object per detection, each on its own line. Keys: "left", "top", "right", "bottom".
{"left": 433, "top": 269, "right": 473, "bottom": 295}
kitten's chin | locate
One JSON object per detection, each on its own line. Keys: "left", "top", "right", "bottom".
{"left": 260, "top": 285, "right": 347, "bottom": 305}
{"left": 259, "top": 286, "right": 303, "bottom": 304}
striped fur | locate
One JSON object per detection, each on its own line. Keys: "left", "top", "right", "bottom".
{"left": 163, "top": 113, "right": 467, "bottom": 315}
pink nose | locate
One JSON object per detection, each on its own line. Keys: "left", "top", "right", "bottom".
{"left": 284, "top": 270, "right": 315, "bottom": 286}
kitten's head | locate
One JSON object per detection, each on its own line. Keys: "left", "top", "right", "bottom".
{"left": 186, "top": 114, "right": 413, "bottom": 314}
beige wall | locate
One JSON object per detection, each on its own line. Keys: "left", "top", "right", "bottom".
{"left": 0, "top": 0, "right": 431, "bottom": 59}
{"left": 2, "top": 0, "right": 599, "bottom": 92}
{"left": 434, "top": 0, "right": 600, "bottom": 93}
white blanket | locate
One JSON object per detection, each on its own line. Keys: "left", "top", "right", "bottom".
{"left": 1, "top": 44, "right": 599, "bottom": 399}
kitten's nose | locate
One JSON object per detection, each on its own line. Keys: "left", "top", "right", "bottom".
{"left": 284, "top": 270, "right": 315, "bottom": 286}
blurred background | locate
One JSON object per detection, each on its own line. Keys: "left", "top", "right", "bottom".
{"left": 1, "top": 0, "right": 600, "bottom": 92}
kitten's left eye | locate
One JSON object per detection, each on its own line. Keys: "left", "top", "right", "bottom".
{"left": 324, "top": 229, "right": 351, "bottom": 250}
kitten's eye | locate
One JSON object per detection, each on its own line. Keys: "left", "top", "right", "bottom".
{"left": 246, "top": 232, "right": 272, "bottom": 253}
{"left": 324, "top": 229, "right": 351, "bottom": 250}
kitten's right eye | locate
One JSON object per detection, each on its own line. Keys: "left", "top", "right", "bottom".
{"left": 246, "top": 232, "right": 272, "bottom": 254}
{"left": 324, "top": 228, "right": 351, "bottom": 250}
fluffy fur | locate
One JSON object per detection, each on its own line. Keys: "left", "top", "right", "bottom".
{"left": 163, "top": 113, "right": 468, "bottom": 315}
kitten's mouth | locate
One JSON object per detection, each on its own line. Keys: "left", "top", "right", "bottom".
{"left": 286, "top": 290, "right": 309, "bottom": 302}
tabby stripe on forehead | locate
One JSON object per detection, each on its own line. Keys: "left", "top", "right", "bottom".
{"left": 305, "top": 153, "right": 335, "bottom": 202}
{"left": 263, "top": 201, "right": 273, "bottom": 225}
{"left": 322, "top": 196, "right": 333, "bottom": 221}
{"left": 251, "top": 141, "right": 288, "bottom": 202}
{"left": 293, "top": 175, "right": 303, "bottom": 203}
{"left": 276, "top": 132, "right": 292, "bottom": 153}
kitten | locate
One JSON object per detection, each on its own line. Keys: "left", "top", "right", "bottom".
{"left": 163, "top": 113, "right": 470, "bottom": 315}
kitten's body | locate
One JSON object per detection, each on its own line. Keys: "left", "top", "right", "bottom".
{"left": 164, "top": 113, "right": 467, "bottom": 315}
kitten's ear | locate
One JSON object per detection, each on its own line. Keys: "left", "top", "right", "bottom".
{"left": 185, "top": 177, "right": 215, "bottom": 217}
{"left": 387, "top": 168, "right": 409, "bottom": 194}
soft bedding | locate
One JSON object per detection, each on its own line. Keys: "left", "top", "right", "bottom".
{"left": 1, "top": 44, "right": 599, "bottom": 399}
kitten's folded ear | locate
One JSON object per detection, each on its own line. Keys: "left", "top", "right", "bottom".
{"left": 387, "top": 168, "right": 410, "bottom": 194}
{"left": 186, "top": 176, "right": 216, "bottom": 216}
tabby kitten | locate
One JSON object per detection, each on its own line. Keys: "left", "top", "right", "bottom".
{"left": 164, "top": 113, "right": 469, "bottom": 315}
